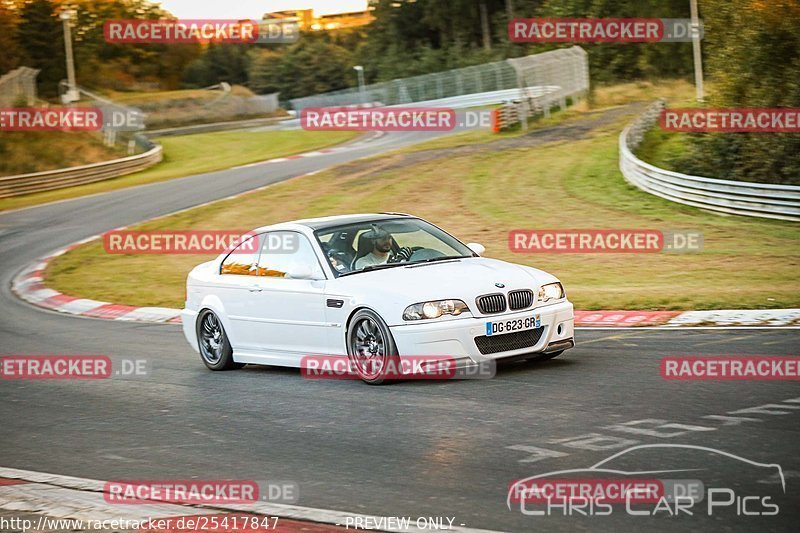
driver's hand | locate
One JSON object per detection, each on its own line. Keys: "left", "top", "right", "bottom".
{"left": 388, "top": 246, "right": 413, "bottom": 263}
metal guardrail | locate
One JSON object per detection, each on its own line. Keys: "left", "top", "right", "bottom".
{"left": 619, "top": 100, "right": 800, "bottom": 222}
{"left": 0, "top": 141, "right": 162, "bottom": 199}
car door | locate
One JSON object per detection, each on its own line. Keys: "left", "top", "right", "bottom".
{"left": 240, "top": 231, "right": 330, "bottom": 361}
{"left": 215, "top": 233, "right": 264, "bottom": 351}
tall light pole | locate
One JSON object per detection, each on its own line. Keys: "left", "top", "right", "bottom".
{"left": 690, "top": 0, "right": 704, "bottom": 102}
{"left": 353, "top": 65, "right": 365, "bottom": 105}
{"left": 60, "top": 10, "right": 79, "bottom": 104}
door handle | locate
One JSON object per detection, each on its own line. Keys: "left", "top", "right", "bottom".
{"left": 248, "top": 287, "right": 263, "bottom": 292}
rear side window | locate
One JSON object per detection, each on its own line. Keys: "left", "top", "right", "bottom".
{"left": 220, "top": 233, "right": 261, "bottom": 275}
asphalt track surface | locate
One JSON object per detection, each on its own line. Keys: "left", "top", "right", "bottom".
{"left": 1, "top": 129, "right": 799, "bottom": 532}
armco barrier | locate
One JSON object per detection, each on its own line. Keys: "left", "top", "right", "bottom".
{"left": 0, "top": 142, "right": 162, "bottom": 199}
{"left": 620, "top": 100, "right": 800, "bottom": 222}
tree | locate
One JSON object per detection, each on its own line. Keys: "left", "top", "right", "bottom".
{"left": 57, "top": 0, "right": 201, "bottom": 90}
{"left": 676, "top": 0, "right": 800, "bottom": 184}
{"left": 17, "top": 0, "right": 64, "bottom": 97}
{"left": 182, "top": 43, "right": 250, "bottom": 88}
{"left": 0, "top": 4, "right": 23, "bottom": 74}
{"left": 536, "top": 0, "right": 693, "bottom": 82}
{"left": 248, "top": 49, "right": 283, "bottom": 95}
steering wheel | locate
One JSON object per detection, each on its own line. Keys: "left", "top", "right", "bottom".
{"left": 327, "top": 250, "right": 351, "bottom": 273}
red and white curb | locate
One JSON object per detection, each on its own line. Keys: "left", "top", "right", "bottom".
{"left": 0, "top": 467, "right": 499, "bottom": 533}
{"left": 577, "top": 309, "right": 800, "bottom": 327}
{"left": 12, "top": 249, "right": 800, "bottom": 327}
{"left": 12, "top": 240, "right": 182, "bottom": 324}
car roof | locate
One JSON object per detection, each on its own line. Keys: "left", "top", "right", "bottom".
{"left": 253, "top": 213, "right": 414, "bottom": 233}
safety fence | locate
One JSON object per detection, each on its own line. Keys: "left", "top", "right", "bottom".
{"left": 0, "top": 67, "right": 40, "bottom": 106}
{"left": 620, "top": 100, "right": 800, "bottom": 222}
{"left": 290, "top": 46, "right": 590, "bottom": 114}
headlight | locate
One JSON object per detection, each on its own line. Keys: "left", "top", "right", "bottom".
{"left": 403, "top": 299, "right": 469, "bottom": 321}
{"left": 538, "top": 282, "right": 565, "bottom": 303}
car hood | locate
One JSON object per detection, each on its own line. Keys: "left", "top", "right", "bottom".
{"left": 331, "top": 257, "right": 560, "bottom": 324}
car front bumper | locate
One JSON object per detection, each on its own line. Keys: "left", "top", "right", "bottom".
{"left": 389, "top": 300, "right": 574, "bottom": 365}
{"left": 181, "top": 308, "right": 200, "bottom": 353}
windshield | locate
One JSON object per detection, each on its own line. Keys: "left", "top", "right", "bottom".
{"left": 315, "top": 217, "right": 474, "bottom": 276}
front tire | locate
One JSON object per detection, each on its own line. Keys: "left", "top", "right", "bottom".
{"left": 197, "top": 310, "right": 243, "bottom": 370}
{"left": 347, "top": 309, "right": 399, "bottom": 385}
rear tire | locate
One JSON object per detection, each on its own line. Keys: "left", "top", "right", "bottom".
{"left": 347, "top": 309, "right": 400, "bottom": 385}
{"left": 197, "top": 310, "right": 243, "bottom": 371}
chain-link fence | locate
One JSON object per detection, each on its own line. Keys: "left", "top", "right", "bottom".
{"left": 507, "top": 46, "right": 589, "bottom": 119}
{"left": 0, "top": 67, "right": 40, "bottom": 106}
{"left": 289, "top": 46, "right": 589, "bottom": 113}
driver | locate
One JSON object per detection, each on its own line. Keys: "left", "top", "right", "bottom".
{"left": 355, "top": 227, "right": 413, "bottom": 270}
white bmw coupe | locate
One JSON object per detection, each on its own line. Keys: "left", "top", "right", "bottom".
{"left": 182, "top": 213, "right": 574, "bottom": 384}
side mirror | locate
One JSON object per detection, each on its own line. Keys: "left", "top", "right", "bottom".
{"left": 286, "top": 264, "right": 315, "bottom": 280}
{"left": 467, "top": 242, "right": 485, "bottom": 256}
{"left": 285, "top": 265, "right": 324, "bottom": 281}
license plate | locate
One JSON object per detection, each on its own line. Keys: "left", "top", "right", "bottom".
{"left": 485, "top": 316, "right": 540, "bottom": 336}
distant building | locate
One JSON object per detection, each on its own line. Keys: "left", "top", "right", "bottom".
{"left": 266, "top": 8, "right": 374, "bottom": 31}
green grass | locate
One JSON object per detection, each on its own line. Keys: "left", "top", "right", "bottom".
{"left": 0, "top": 129, "right": 358, "bottom": 212}
{"left": 397, "top": 79, "right": 701, "bottom": 154}
{"left": 47, "top": 97, "right": 800, "bottom": 311}
{"left": 635, "top": 127, "right": 692, "bottom": 172}
{"left": 0, "top": 131, "right": 127, "bottom": 176}
{"left": 104, "top": 85, "right": 258, "bottom": 105}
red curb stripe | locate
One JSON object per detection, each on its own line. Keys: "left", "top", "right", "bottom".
{"left": 167, "top": 316, "right": 183, "bottom": 324}
{"left": 575, "top": 310, "right": 681, "bottom": 327}
{"left": 82, "top": 304, "right": 139, "bottom": 319}
{"left": 40, "top": 293, "right": 78, "bottom": 309}
{"left": 21, "top": 282, "right": 47, "bottom": 293}
{"left": 0, "top": 477, "right": 31, "bottom": 486}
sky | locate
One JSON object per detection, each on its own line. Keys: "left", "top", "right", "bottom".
{"left": 154, "top": 0, "right": 369, "bottom": 19}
